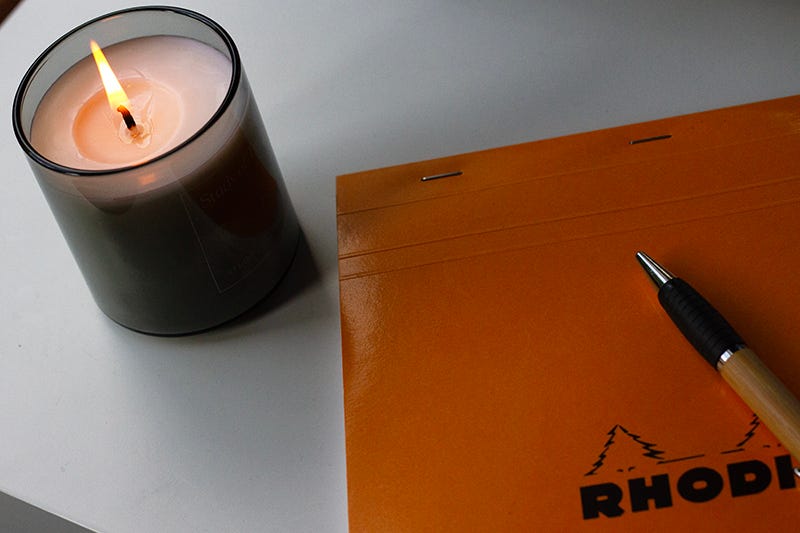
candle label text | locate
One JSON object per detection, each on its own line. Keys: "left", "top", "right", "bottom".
{"left": 180, "top": 131, "right": 284, "bottom": 293}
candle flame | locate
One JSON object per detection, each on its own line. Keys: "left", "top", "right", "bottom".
{"left": 90, "top": 40, "right": 131, "bottom": 114}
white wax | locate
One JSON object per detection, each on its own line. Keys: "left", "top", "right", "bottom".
{"left": 31, "top": 35, "right": 232, "bottom": 170}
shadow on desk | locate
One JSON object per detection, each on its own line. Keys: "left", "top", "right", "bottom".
{"left": 217, "top": 227, "right": 322, "bottom": 332}
{"left": 0, "top": 490, "right": 94, "bottom": 533}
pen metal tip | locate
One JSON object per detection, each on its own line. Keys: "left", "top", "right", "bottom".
{"left": 636, "top": 251, "right": 674, "bottom": 289}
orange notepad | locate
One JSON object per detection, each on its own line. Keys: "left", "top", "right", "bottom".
{"left": 337, "top": 96, "right": 800, "bottom": 531}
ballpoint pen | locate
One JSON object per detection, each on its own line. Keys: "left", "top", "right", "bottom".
{"left": 636, "top": 251, "right": 800, "bottom": 467}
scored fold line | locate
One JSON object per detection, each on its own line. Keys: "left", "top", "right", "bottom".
{"left": 338, "top": 195, "right": 800, "bottom": 281}
{"left": 339, "top": 174, "right": 800, "bottom": 260}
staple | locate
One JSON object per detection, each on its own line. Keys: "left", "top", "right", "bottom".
{"left": 629, "top": 134, "right": 672, "bottom": 145}
{"left": 421, "top": 170, "right": 462, "bottom": 182}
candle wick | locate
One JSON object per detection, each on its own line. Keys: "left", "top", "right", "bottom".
{"left": 116, "top": 105, "right": 137, "bottom": 130}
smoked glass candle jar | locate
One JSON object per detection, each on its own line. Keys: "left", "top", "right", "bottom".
{"left": 13, "top": 6, "right": 300, "bottom": 334}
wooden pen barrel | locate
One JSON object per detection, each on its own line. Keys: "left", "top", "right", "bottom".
{"left": 718, "top": 347, "right": 800, "bottom": 464}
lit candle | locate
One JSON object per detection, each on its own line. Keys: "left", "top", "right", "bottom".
{"left": 32, "top": 35, "right": 230, "bottom": 170}
{"left": 13, "top": 7, "right": 299, "bottom": 334}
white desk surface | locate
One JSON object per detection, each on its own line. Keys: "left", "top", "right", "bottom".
{"left": 2, "top": 1, "right": 800, "bottom": 531}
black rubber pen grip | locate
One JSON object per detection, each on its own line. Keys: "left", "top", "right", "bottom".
{"left": 658, "top": 278, "right": 745, "bottom": 367}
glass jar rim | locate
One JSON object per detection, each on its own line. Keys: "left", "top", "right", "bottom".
{"left": 11, "top": 5, "right": 242, "bottom": 177}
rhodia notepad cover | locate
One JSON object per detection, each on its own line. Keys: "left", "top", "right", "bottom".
{"left": 337, "top": 96, "right": 800, "bottom": 531}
